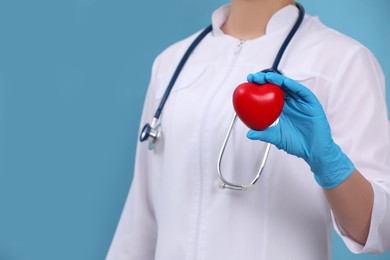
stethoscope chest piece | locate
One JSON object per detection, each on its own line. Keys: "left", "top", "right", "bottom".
{"left": 140, "top": 117, "right": 161, "bottom": 150}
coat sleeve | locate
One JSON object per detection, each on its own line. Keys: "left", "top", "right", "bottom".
{"left": 326, "top": 44, "right": 390, "bottom": 254}
{"left": 106, "top": 57, "right": 160, "bottom": 260}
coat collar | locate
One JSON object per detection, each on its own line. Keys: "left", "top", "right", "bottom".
{"left": 211, "top": 4, "right": 300, "bottom": 38}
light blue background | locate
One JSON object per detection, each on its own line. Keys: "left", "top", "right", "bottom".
{"left": 0, "top": 0, "right": 389, "bottom": 259}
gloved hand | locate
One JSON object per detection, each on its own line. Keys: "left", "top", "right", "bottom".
{"left": 246, "top": 72, "right": 354, "bottom": 189}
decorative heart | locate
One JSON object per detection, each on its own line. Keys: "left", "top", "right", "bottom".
{"left": 232, "top": 82, "right": 284, "bottom": 130}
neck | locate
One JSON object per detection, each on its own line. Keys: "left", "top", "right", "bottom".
{"left": 221, "top": 0, "right": 295, "bottom": 40}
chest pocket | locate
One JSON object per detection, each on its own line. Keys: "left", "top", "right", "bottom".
{"left": 280, "top": 69, "right": 330, "bottom": 111}
{"left": 280, "top": 69, "right": 316, "bottom": 88}
{"left": 154, "top": 65, "right": 206, "bottom": 104}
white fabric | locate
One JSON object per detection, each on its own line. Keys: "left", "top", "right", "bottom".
{"left": 107, "top": 4, "right": 390, "bottom": 260}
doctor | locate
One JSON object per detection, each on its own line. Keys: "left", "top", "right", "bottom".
{"left": 107, "top": 0, "right": 390, "bottom": 259}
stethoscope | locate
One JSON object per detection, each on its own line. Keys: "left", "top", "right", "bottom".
{"left": 140, "top": 3, "right": 305, "bottom": 191}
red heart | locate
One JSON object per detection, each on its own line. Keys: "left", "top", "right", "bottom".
{"left": 232, "top": 82, "right": 284, "bottom": 130}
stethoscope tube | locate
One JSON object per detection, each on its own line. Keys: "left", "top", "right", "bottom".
{"left": 140, "top": 3, "right": 305, "bottom": 190}
{"left": 155, "top": 25, "right": 213, "bottom": 120}
{"left": 140, "top": 25, "right": 213, "bottom": 147}
{"left": 216, "top": 114, "right": 272, "bottom": 190}
{"left": 268, "top": 2, "right": 305, "bottom": 73}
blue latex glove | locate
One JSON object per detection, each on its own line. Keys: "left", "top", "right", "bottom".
{"left": 246, "top": 72, "right": 354, "bottom": 189}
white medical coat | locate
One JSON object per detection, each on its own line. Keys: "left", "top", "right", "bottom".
{"left": 107, "top": 4, "right": 390, "bottom": 260}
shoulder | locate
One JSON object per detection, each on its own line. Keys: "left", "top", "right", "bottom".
{"left": 152, "top": 28, "right": 207, "bottom": 76}
{"left": 299, "top": 15, "right": 363, "bottom": 52}
{"left": 287, "top": 15, "right": 380, "bottom": 79}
